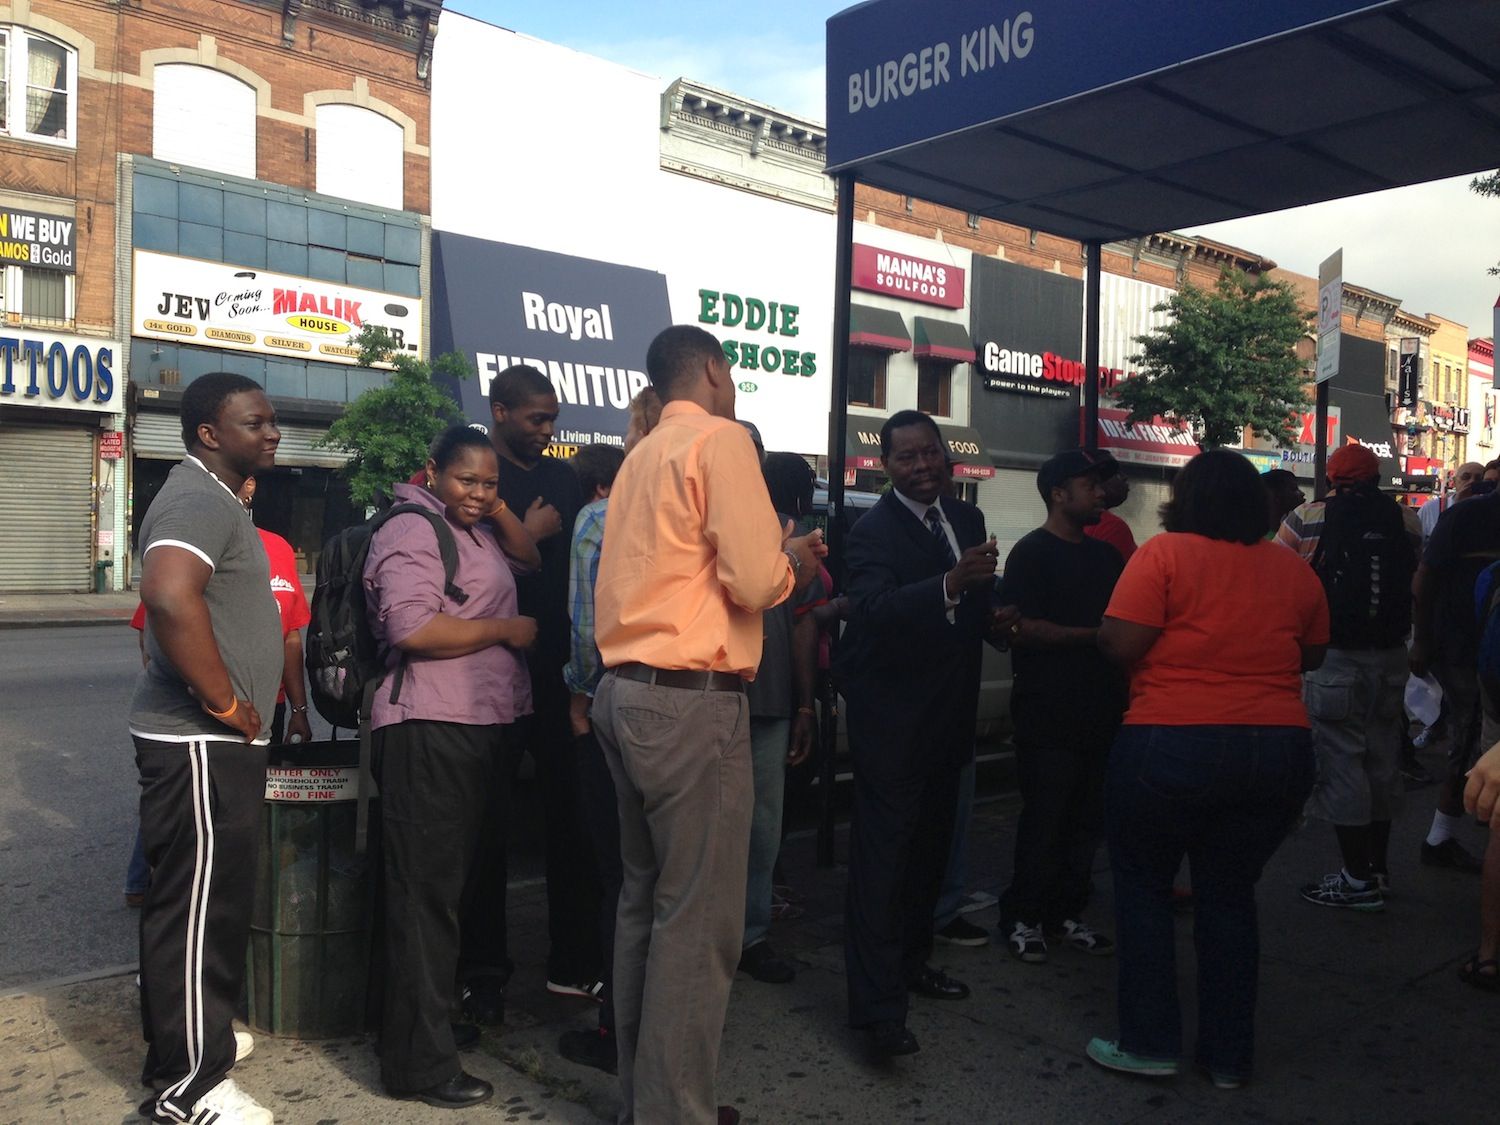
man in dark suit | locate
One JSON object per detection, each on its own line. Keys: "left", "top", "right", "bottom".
{"left": 837, "top": 409, "right": 1007, "bottom": 1058}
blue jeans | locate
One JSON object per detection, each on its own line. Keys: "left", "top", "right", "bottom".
{"left": 126, "top": 823, "right": 150, "bottom": 896}
{"left": 1108, "top": 725, "right": 1314, "bottom": 1079}
{"left": 933, "top": 760, "right": 975, "bottom": 928}
{"left": 744, "top": 717, "right": 791, "bottom": 949}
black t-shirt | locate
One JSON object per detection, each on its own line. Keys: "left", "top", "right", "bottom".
{"left": 498, "top": 453, "right": 582, "bottom": 663}
{"left": 1003, "top": 527, "right": 1127, "bottom": 740}
{"left": 1423, "top": 492, "right": 1500, "bottom": 666}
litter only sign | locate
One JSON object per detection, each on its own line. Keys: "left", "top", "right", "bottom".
{"left": 265, "top": 766, "right": 361, "bottom": 803}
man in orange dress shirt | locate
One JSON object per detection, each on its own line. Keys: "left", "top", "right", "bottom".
{"left": 592, "top": 325, "right": 825, "bottom": 1125}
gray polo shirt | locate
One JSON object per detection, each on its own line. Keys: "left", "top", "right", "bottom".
{"left": 128, "top": 457, "right": 283, "bottom": 742}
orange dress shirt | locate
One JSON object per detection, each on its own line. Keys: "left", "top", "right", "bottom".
{"left": 596, "top": 400, "right": 793, "bottom": 677}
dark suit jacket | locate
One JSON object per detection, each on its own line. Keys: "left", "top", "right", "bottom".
{"left": 834, "top": 492, "right": 990, "bottom": 776}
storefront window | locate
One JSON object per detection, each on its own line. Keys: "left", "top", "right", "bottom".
{"left": 917, "top": 358, "right": 952, "bottom": 417}
{"left": 2, "top": 265, "right": 70, "bottom": 325}
{"left": 848, "top": 349, "right": 887, "bottom": 409}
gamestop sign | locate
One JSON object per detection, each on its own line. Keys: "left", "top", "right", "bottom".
{"left": 852, "top": 244, "right": 963, "bottom": 308}
{"left": 979, "top": 340, "right": 1086, "bottom": 399}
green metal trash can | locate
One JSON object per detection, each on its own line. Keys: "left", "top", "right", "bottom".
{"left": 246, "top": 740, "right": 376, "bottom": 1038}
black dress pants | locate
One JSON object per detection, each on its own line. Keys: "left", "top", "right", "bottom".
{"left": 576, "top": 726, "right": 624, "bottom": 1032}
{"left": 999, "top": 723, "right": 1115, "bottom": 930}
{"left": 135, "top": 735, "right": 265, "bottom": 1117}
{"left": 376, "top": 720, "right": 495, "bottom": 1093}
{"left": 461, "top": 658, "right": 601, "bottom": 985}
{"left": 844, "top": 726, "right": 963, "bottom": 1029}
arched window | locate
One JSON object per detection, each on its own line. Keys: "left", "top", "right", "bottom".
{"left": 153, "top": 64, "right": 256, "bottom": 178}
{"left": 1, "top": 27, "right": 77, "bottom": 145}
{"left": 315, "top": 104, "right": 403, "bottom": 210}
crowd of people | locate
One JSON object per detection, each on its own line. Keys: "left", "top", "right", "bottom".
{"left": 124, "top": 333, "right": 1500, "bottom": 1124}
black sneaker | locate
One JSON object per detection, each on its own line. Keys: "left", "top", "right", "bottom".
{"left": 935, "top": 916, "right": 990, "bottom": 946}
{"left": 1421, "top": 838, "right": 1483, "bottom": 873}
{"left": 1002, "top": 921, "right": 1048, "bottom": 963}
{"left": 461, "top": 977, "right": 505, "bottom": 1025}
{"left": 558, "top": 1027, "right": 617, "bottom": 1074}
{"left": 738, "top": 940, "right": 796, "bottom": 983}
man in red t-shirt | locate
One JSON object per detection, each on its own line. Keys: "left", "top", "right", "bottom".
{"left": 1084, "top": 456, "right": 1137, "bottom": 563}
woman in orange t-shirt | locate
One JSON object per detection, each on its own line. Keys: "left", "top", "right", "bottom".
{"left": 1084, "top": 450, "right": 1329, "bottom": 1090}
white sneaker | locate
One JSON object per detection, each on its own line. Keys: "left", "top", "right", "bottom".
{"left": 234, "top": 1029, "right": 254, "bottom": 1063}
{"left": 187, "top": 1077, "right": 274, "bottom": 1124}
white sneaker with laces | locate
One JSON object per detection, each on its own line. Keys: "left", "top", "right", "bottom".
{"left": 1047, "top": 919, "right": 1115, "bottom": 955}
{"left": 182, "top": 1077, "right": 274, "bottom": 1124}
{"left": 234, "top": 1029, "right": 254, "bottom": 1063}
{"left": 1004, "top": 921, "right": 1048, "bottom": 963}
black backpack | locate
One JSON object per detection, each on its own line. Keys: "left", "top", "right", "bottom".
{"left": 305, "top": 501, "right": 468, "bottom": 730}
{"left": 1309, "top": 486, "right": 1415, "bottom": 649}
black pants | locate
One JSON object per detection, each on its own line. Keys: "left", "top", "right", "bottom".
{"left": 376, "top": 720, "right": 496, "bottom": 1093}
{"left": 135, "top": 735, "right": 265, "bottom": 1116}
{"left": 844, "top": 732, "right": 963, "bottom": 1028}
{"left": 999, "top": 726, "right": 1115, "bottom": 929}
{"left": 577, "top": 727, "right": 624, "bottom": 1032}
{"left": 461, "top": 661, "right": 601, "bottom": 984}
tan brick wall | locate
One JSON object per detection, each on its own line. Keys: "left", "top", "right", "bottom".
{"left": 2, "top": 0, "right": 431, "bottom": 343}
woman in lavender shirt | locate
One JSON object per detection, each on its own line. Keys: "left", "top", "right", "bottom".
{"left": 363, "top": 425, "right": 539, "bottom": 1109}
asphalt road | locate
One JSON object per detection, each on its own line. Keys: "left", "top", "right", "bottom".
{"left": 0, "top": 622, "right": 552, "bottom": 991}
{"left": 0, "top": 624, "right": 145, "bottom": 988}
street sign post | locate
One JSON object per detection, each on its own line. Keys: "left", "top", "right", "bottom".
{"left": 1316, "top": 250, "right": 1342, "bottom": 385}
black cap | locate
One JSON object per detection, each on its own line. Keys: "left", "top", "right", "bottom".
{"left": 1037, "top": 448, "right": 1118, "bottom": 496}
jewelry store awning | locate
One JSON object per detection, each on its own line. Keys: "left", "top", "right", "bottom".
{"left": 849, "top": 303, "right": 912, "bottom": 352}
{"left": 912, "top": 317, "right": 977, "bottom": 364}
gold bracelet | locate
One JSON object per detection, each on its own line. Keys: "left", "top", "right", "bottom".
{"left": 205, "top": 696, "right": 239, "bottom": 720}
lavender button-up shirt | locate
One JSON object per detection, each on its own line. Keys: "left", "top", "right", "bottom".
{"left": 363, "top": 482, "right": 532, "bottom": 730}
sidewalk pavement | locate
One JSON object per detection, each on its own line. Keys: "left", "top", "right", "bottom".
{"left": 0, "top": 591, "right": 141, "bottom": 628}
{"left": 2, "top": 757, "right": 1496, "bottom": 1124}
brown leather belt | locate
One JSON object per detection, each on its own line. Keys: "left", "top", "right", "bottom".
{"left": 613, "top": 662, "right": 745, "bottom": 693}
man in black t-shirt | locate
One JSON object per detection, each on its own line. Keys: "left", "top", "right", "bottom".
{"left": 998, "top": 449, "right": 1127, "bottom": 964}
{"left": 1410, "top": 491, "right": 1500, "bottom": 873}
{"left": 460, "top": 364, "right": 602, "bottom": 1023}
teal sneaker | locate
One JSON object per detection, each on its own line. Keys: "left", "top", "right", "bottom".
{"left": 1086, "top": 1038, "right": 1179, "bottom": 1077}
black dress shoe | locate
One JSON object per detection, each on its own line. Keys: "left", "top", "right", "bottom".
{"left": 908, "top": 965, "right": 970, "bottom": 1000}
{"left": 397, "top": 1071, "right": 494, "bottom": 1109}
{"left": 867, "top": 1020, "right": 920, "bottom": 1057}
{"left": 1422, "top": 838, "right": 1482, "bottom": 873}
{"left": 558, "top": 1027, "right": 618, "bottom": 1074}
{"left": 738, "top": 941, "right": 796, "bottom": 983}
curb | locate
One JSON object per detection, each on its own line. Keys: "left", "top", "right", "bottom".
{"left": 0, "top": 616, "right": 136, "bottom": 630}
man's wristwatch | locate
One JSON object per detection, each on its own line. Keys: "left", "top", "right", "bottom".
{"left": 784, "top": 548, "right": 802, "bottom": 578}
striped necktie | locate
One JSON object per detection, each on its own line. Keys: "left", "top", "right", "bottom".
{"left": 925, "top": 507, "right": 957, "bottom": 568}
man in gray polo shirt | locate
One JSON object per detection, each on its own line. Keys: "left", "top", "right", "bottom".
{"left": 131, "top": 373, "right": 283, "bottom": 1125}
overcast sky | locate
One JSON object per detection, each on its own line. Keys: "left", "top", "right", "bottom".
{"left": 448, "top": 1, "right": 1500, "bottom": 339}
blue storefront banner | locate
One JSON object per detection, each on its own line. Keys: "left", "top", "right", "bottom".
{"left": 825, "top": 0, "right": 1389, "bottom": 170}
{"left": 430, "top": 233, "right": 672, "bottom": 452}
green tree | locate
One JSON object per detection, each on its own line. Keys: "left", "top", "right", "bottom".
{"left": 318, "top": 325, "right": 470, "bottom": 507}
{"left": 1114, "top": 268, "right": 1312, "bottom": 449}
{"left": 1471, "top": 170, "right": 1499, "bottom": 275}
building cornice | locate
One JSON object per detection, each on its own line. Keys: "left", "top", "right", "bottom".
{"left": 660, "top": 78, "right": 833, "bottom": 212}
{"left": 272, "top": 0, "right": 442, "bottom": 81}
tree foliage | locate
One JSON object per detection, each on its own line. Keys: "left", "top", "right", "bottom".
{"left": 1114, "top": 269, "right": 1312, "bottom": 450}
{"left": 1472, "top": 170, "right": 1499, "bottom": 275}
{"left": 318, "top": 325, "right": 469, "bottom": 507}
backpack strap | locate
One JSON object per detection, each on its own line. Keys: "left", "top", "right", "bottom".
{"left": 378, "top": 504, "right": 469, "bottom": 707}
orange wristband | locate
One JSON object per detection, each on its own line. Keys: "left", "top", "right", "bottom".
{"left": 205, "top": 696, "right": 239, "bottom": 720}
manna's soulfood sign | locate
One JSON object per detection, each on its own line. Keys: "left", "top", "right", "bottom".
{"left": 131, "top": 251, "right": 422, "bottom": 367}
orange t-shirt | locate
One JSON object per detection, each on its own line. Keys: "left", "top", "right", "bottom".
{"left": 1105, "top": 532, "right": 1329, "bottom": 728}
